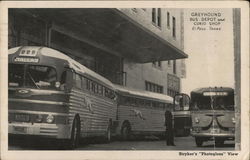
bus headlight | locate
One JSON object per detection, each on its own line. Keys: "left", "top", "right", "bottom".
{"left": 232, "top": 117, "right": 236, "bottom": 123}
{"left": 195, "top": 117, "right": 200, "bottom": 123}
{"left": 35, "top": 114, "right": 43, "bottom": 123}
{"left": 46, "top": 115, "right": 54, "bottom": 123}
{"left": 55, "top": 82, "right": 60, "bottom": 88}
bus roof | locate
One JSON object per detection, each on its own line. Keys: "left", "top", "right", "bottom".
{"left": 8, "top": 46, "right": 114, "bottom": 88}
{"left": 191, "top": 87, "right": 234, "bottom": 94}
{"left": 114, "top": 84, "right": 173, "bottom": 103}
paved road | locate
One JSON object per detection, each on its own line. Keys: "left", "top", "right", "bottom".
{"left": 9, "top": 136, "right": 235, "bottom": 150}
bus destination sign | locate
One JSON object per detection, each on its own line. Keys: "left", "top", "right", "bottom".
{"left": 203, "top": 92, "right": 228, "bottom": 96}
{"left": 14, "top": 57, "right": 39, "bottom": 63}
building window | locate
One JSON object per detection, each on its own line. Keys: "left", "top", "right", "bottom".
{"left": 167, "top": 74, "right": 180, "bottom": 97}
{"left": 158, "top": 61, "right": 161, "bottom": 67}
{"left": 152, "top": 8, "right": 161, "bottom": 27}
{"left": 173, "top": 60, "right": 176, "bottom": 74}
{"left": 145, "top": 81, "right": 163, "bottom": 94}
{"left": 172, "top": 16, "right": 176, "bottom": 38}
{"left": 152, "top": 61, "right": 162, "bottom": 69}
{"left": 157, "top": 8, "right": 161, "bottom": 27}
{"left": 167, "top": 12, "right": 170, "bottom": 28}
{"left": 152, "top": 8, "right": 156, "bottom": 24}
{"left": 168, "top": 60, "right": 171, "bottom": 66}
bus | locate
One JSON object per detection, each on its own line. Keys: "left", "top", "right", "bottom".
{"left": 114, "top": 85, "right": 173, "bottom": 140}
{"left": 175, "top": 87, "right": 235, "bottom": 147}
{"left": 8, "top": 46, "right": 117, "bottom": 149}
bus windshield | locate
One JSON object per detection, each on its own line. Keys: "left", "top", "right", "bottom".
{"left": 191, "top": 95, "right": 234, "bottom": 111}
{"left": 9, "top": 63, "right": 57, "bottom": 90}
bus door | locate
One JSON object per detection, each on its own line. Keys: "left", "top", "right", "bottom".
{"left": 173, "top": 94, "right": 191, "bottom": 136}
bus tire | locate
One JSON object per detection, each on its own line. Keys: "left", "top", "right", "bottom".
{"left": 69, "top": 116, "right": 81, "bottom": 149}
{"left": 195, "top": 137, "right": 203, "bottom": 147}
{"left": 215, "top": 138, "right": 224, "bottom": 147}
{"left": 121, "top": 122, "right": 131, "bottom": 141}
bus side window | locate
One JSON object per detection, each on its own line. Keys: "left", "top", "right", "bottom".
{"left": 94, "top": 83, "right": 98, "bottom": 94}
{"left": 82, "top": 76, "right": 87, "bottom": 90}
{"left": 138, "top": 99, "right": 144, "bottom": 107}
{"left": 130, "top": 97, "right": 136, "bottom": 106}
{"left": 105, "top": 87, "right": 109, "bottom": 97}
{"left": 91, "top": 81, "right": 95, "bottom": 93}
{"left": 86, "top": 78, "right": 91, "bottom": 91}
{"left": 102, "top": 86, "right": 105, "bottom": 96}
{"left": 145, "top": 100, "right": 151, "bottom": 108}
{"left": 135, "top": 98, "right": 139, "bottom": 106}
{"left": 72, "top": 72, "right": 76, "bottom": 86}
{"left": 125, "top": 96, "right": 130, "bottom": 105}
{"left": 75, "top": 74, "right": 81, "bottom": 89}
{"left": 120, "top": 96, "right": 126, "bottom": 105}
{"left": 60, "top": 71, "right": 66, "bottom": 90}
{"left": 98, "top": 84, "right": 103, "bottom": 95}
{"left": 159, "top": 102, "right": 164, "bottom": 110}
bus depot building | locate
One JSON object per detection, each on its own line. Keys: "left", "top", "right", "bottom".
{"left": 8, "top": 8, "right": 188, "bottom": 97}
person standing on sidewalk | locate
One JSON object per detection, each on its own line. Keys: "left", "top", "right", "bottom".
{"left": 165, "top": 110, "right": 175, "bottom": 146}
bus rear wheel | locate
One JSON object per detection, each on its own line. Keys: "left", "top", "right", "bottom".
{"left": 195, "top": 137, "right": 203, "bottom": 147}
{"left": 121, "top": 123, "right": 131, "bottom": 141}
{"left": 69, "top": 117, "right": 81, "bottom": 149}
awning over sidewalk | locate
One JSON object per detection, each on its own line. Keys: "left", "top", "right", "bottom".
{"left": 15, "top": 8, "right": 188, "bottom": 63}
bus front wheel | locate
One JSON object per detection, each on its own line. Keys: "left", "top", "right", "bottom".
{"left": 70, "top": 117, "right": 81, "bottom": 149}
{"left": 195, "top": 137, "right": 203, "bottom": 147}
{"left": 121, "top": 123, "right": 131, "bottom": 141}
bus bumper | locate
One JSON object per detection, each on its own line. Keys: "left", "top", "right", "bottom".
{"left": 9, "top": 123, "right": 71, "bottom": 139}
{"left": 191, "top": 132, "right": 235, "bottom": 138}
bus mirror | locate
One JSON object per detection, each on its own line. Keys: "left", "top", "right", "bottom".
{"left": 174, "top": 94, "right": 190, "bottom": 111}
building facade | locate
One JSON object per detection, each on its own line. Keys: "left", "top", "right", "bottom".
{"left": 119, "top": 8, "right": 186, "bottom": 96}
{"left": 8, "top": 8, "right": 187, "bottom": 97}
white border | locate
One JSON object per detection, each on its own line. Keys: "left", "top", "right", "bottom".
{"left": 0, "top": 1, "right": 249, "bottom": 160}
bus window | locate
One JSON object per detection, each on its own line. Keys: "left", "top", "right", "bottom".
{"left": 118, "top": 96, "right": 124, "bottom": 104}
{"left": 135, "top": 98, "right": 139, "bottom": 106}
{"left": 105, "top": 88, "right": 109, "bottom": 97}
{"left": 122, "top": 96, "right": 130, "bottom": 105}
{"left": 60, "top": 71, "right": 67, "bottom": 90}
{"left": 98, "top": 84, "right": 103, "bottom": 95}
{"left": 91, "top": 81, "right": 96, "bottom": 93}
{"left": 129, "top": 97, "right": 136, "bottom": 106}
{"left": 152, "top": 101, "right": 157, "bottom": 108}
{"left": 159, "top": 103, "right": 164, "bottom": 109}
{"left": 81, "top": 76, "right": 87, "bottom": 90}
{"left": 9, "top": 64, "right": 25, "bottom": 87}
{"left": 137, "top": 99, "right": 145, "bottom": 107}
{"left": 145, "top": 100, "right": 151, "bottom": 107}
{"left": 109, "top": 90, "right": 116, "bottom": 100}
{"left": 102, "top": 86, "right": 106, "bottom": 96}
{"left": 94, "top": 83, "right": 98, "bottom": 93}
{"left": 18, "top": 65, "right": 57, "bottom": 89}
{"left": 75, "top": 74, "right": 81, "bottom": 89}
{"left": 86, "top": 79, "right": 91, "bottom": 90}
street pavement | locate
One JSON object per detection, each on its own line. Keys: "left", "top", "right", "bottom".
{"left": 9, "top": 136, "right": 235, "bottom": 150}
